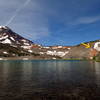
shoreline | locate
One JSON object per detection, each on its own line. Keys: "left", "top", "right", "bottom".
{"left": 0, "top": 56, "right": 59, "bottom": 60}
{"left": 0, "top": 56, "right": 96, "bottom": 61}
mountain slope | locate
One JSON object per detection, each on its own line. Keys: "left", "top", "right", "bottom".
{"left": 63, "top": 40, "right": 100, "bottom": 59}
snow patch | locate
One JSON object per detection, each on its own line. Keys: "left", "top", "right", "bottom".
{"left": 46, "top": 50, "right": 69, "bottom": 57}
{"left": 0, "top": 58, "right": 3, "bottom": 60}
{"left": 3, "top": 33, "right": 7, "bottom": 35}
{"left": 0, "top": 26, "right": 8, "bottom": 29}
{"left": 28, "top": 50, "right": 33, "bottom": 53}
{"left": 24, "top": 43, "right": 30, "bottom": 46}
{"left": 38, "top": 45, "right": 41, "bottom": 47}
{"left": 40, "top": 52, "right": 44, "bottom": 54}
{"left": 52, "top": 57, "right": 56, "bottom": 59}
{"left": 21, "top": 39, "right": 27, "bottom": 42}
{"left": 58, "top": 46, "right": 63, "bottom": 48}
{"left": 3, "top": 52, "right": 8, "bottom": 54}
{"left": 12, "top": 54, "right": 16, "bottom": 56}
{"left": 21, "top": 46, "right": 31, "bottom": 49}
{"left": 23, "top": 58, "right": 28, "bottom": 60}
{"left": 10, "top": 37, "right": 15, "bottom": 41}
{"left": 68, "top": 48, "right": 71, "bottom": 50}
{"left": 0, "top": 35, "right": 8, "bottom": 40}
{"left": 94, "top": 42, "right": 100, "bottom": 51}
{"left": 16, "top": 41, "right": 20, "bottom": 44}
{"left": 43, "top": 47, "right": 50, "bottom": 49}
{"left": 11, "top": 45, "right": 17, "bottom": 47}
{"left": 1, "top": 39, "right": 11, "bottom": 44}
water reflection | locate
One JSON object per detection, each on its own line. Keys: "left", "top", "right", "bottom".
{"left": 0, "top": 60, "right": 100, "bottom": 99}
{"left": 94, "top": 61, "right": 100, "bottom": 87}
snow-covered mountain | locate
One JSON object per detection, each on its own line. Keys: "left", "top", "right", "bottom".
{"left": 0, "top": 26, "right": 33, "bottom": 49}
{"left": 0, "top": 26, "right": 63, "bottom": 58}
{"left": 0, "top": 26, "right": 36, "bottom": 57}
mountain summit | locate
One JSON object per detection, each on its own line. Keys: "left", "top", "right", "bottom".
{"left": 0, "top": 26, "right": 33, "bottom": 49}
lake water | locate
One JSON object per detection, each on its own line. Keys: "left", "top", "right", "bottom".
{"left": 0, "top": 60, "right": 100, "bottom": 100}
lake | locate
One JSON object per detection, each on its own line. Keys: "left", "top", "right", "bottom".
{"left": 0, "top": 60, "right": 100, "bottom": 100}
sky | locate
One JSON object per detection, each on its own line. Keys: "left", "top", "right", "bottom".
{"left": 0, "top": 0, "right": 100, "bottom": 46}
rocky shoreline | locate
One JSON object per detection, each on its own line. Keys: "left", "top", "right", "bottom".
{"left": 0, "top": 56, "right": 96, "bottom": 61}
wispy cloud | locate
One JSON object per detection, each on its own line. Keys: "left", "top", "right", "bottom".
{"left": 70, "top": 15, "right": 100, "bottom": 25}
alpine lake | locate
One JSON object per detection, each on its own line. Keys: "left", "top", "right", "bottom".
{"left": 0, "top": 60, "right": 100, "bottom": 100}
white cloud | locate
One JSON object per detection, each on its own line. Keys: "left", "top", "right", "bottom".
{"left": 70, "top": 15, "right": 100, "bottom": 25}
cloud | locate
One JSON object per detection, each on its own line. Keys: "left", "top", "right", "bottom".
{"left": 70, "top": 15, "right": 100, "bottom": 25}
{"left": 0, "top": 0, "right": 49, "bottom": 40}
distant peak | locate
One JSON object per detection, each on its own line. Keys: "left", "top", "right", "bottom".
{"left": 0, "top": 26, "right": 7, "bottom": 29}
{"left": 0, "top": 26, "right": 10, "bottom": 30}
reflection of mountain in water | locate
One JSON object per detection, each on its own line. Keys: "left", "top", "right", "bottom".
{"left": 95, "top": 62, "right": 100, "bottom": 87}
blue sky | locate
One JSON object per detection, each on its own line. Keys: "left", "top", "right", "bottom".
{"left": 0, "top": 0, "right": 100, "bottom": 46}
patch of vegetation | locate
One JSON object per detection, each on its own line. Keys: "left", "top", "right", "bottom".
{"left": 93, "top": 53, "right": 100, "bottom": 62}
{"left": 63, "top": 57, "right": 89, "bottom": 61}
